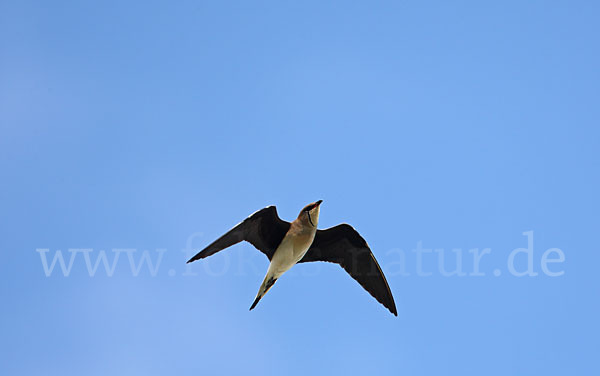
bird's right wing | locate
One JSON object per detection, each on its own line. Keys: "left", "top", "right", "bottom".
{"left": 187, "top": 206, "right": 291, "bottom": 263}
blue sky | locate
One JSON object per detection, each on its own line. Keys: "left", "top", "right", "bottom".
{"left": 1, "top": 0, "right": 599, "bottom": 375}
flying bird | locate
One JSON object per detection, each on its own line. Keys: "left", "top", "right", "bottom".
{"left": 187, "top": 201, "right": 397, "bottom": 316}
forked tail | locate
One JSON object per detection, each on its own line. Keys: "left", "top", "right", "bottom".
{"left": 249, "top": 274, "right": 278, "bottom": 311}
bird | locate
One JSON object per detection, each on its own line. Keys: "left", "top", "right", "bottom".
{"left": 187, "top": 200, "right": 397, "bottom": 316}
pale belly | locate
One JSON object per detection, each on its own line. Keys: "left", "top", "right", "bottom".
{"left": 268, "top": 234, "right": 314, "bottom": 277}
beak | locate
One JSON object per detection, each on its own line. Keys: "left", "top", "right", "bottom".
{"left": 316, "top": 200, "right": 323, "bottom": 206}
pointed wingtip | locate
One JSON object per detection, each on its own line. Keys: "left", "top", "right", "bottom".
{"left": 187, "top": 253, "right": 203, "bottom": 263}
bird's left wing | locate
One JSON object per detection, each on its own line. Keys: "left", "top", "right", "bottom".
{"left": 300, "top": 224, "right": 397, "bottom": 316}
{"left": 187, "top": 206, "right": 290, "bottom": 263}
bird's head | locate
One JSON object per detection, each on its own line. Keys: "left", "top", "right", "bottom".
{"left": 298, "top": 200, "right": 323, "bottom": 227}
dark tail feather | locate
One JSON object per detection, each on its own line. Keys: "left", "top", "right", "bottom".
{"left": 249, "top": 295, "right": 262, "bottom": 311}
{"left": 249, "top": 276, "right": 277, "bottom": 311}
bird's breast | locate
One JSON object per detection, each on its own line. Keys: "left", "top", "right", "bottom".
{"left": 270, "top": 230, "right": 315, "bottom": 272}
{"left": 291, "top": 232, "right": 316, "bottom": 260}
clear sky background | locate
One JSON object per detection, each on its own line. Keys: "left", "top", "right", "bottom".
{"left": 1, "top": 1, "right": 599, "bottom": 375}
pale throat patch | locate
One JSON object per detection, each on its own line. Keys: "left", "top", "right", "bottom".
{"left": 307, "top": 206, "right": 320, "bottom": 227}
